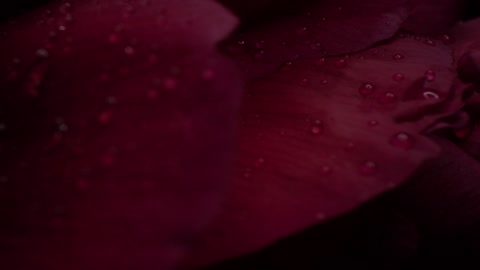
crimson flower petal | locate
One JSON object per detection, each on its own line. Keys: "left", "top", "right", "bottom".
{"left": 223, "top": 0, "right": 410, "bottom": 79}
{"left": 185, "top": 34, "right": 464, "bottom": 268}
{"left": 0, "top": 1, "right": 240, "bottom": 269}
{"left": 401, "top": 0, "right": 465, "bottom": 35}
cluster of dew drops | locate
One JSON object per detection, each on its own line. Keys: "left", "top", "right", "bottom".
{"left": 0, "top": 0, "right": 219, "bottom": 194}
{"left": 235, "top": 27, "right": 455, "bottom": 180}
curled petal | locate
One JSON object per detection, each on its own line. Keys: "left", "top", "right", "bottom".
{"left": 185, "top": 34, "right": 463, "bottom": 268}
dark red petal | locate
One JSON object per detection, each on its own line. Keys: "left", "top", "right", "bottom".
{"left": 449, "top": 19, "right": 480, "bottom": 62}
{"left": 223, "top": 0, "right": 410, "bottom": 79}
{"left": 401, "top": 0, "right": 465, "bottom": 35}
{"left": 184, "top": 34, "right": 463, "bottom": 268}
{"left": 0, "top": 1, "right": 240, "bottom": 269}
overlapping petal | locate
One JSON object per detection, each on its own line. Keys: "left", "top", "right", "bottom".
{"left": 222, "top": 0, "right": 410, "bottom": 79}
{"left": 185, "top": 34, "right": 464, "bottom": 268}
{"left": 0, "top": 1, "right": 240, "bottom": 269}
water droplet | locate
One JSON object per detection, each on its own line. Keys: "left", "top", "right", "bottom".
{"left": 255, "top": 40, "right": 265, "bottom": 49}
{"left": 424, "top": 39, "right": 436, "bottom": 46}
{"left": 202, "top": 69, "right": 215, "bottom": 80}
{"left": 254, "top": 158, "right": 265, "bottom": 169}
{"left": 281, "top": 61, "right": 293, "bottom": 71}
{"left": 360, "top": 161, "right": 377, "bottom": 175}
{"left": 390, "top": 132, "right": 415, "bottom": 149}
{"left": 368, "top": 120, "right": 379, "bottom": 127}
{"left": 344, "top": 142, "right": 356, "bottom": 151}
{"left": 299, "top": 78, "right": 310, "bottom": 87}
{"left": 392, "top": 54, "right": 404, "bottom": 60}
{"left": 314, "top": 58, "right": 326, "bottom": 66}
{"left": 108, "top": 33, "right": 119, "bottom": 44}
{"left": 358, "top": 83, "right": 375, "bottom": 97}
{"left": 310, "top": 42, "right": 322, "bottom": 50}
{"left": 98, "top": 111, "right": 113, "bottom": 124}
{"left": 392, "top": 73, "right": 405, "bottom": 82}
{"left": 124, "top": 46, "right": 135, "bottom": 56}
{"left": 36, "top": 48, "right": 49, "bottom": 58}
{"left": 378, "top": 92, "right": 397, "bottom": 104}
{"left": 163, "top": 77, "right": 177, "bottom": 90}
{"left": 335, "top": 58, "right": 347, "bottom": 68}
{"left": 310, "top": 120, "right": 323, "bottom": 135}
{"left": 296, "top": 26, "right": 308, "bottom": 36}
{"left": 243, "top": 168, "right": 252, "bottom": 179}
{"left": 146, "top": 89, "right": 159, "bottom": 100}
{"left": 425, "top": 70, "right": 435, "bottom": 82}
{"left": 254, "top": 50, "right": 265, "bottom": 60}
{"left": 440, "top": 34, "right": 454, "bottom": 44}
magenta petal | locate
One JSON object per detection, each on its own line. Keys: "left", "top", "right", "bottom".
{"left": 401, "top": 0, "right": 465, "bottom": 35}
{"left": 0, "top": 1, "right": 241, "bottom": 269}
{"left": 185, "top": 35, "right": 463, "bottom": 268}
{"left": 223, "top": 0, "right": 410, "bottom": 79}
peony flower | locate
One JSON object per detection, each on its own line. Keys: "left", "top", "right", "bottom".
{"left": 0, "top": 0, "right": 479, "bottom": 269}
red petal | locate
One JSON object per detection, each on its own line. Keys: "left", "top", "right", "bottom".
{"left": 401, "top": 0, "right": 465, "bottom": 35}
{"left": 223, "top": 0, "right": 410, "bottom": 79}
{"left": 0, "top": 1, "right": 240, "bottom": 269}
{"left": 185, "top": 35, "right": 463, "bottom": 267}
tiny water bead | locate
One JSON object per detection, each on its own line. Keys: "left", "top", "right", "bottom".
{"left": 368, "top": 120, "right": 379, "bottom": 127}
{"left": 392, "top": 73, "right": 405, "bottom": 82}
{"left": 281, "top": 61, "right": 293, "bottom": 71}
{"left": 310, "top": 42, "right": 322, "bottom": 51}
{"left": 124, "top": 46, "right": 136, "bottom": 56}
{"left": 358, "top": 83, "right": 375, "bottom": 97}
{"left": 359, "top": 161, "right": 377, "bottom": 175}
{"left": 296, "top": 26, "right": 309, "bottom": 36}
{"left": 202, "top": 68, "right": 215, "bottom": 80}
{"left": 320, "top": 165, "right": 332, "bottom": 175}
{"left": 255, "top": 40, "right": 265, "bottom": 49}
{"left": 335, "top": 58, "right": 347, "bottom": 68}
{"left": 424, "top": 39, "right": 436, "bottom": 46}
{"left": 378, "top": 92, "right": 398, "bottom": 104}
{"left": 108, "top": 33, "right": 119, "bottom": 44}
{"left": 243, "top": 168, "right": 252, "bottom": 179}
{"left": 314, "top": 58, "right": 326, "bottom": 66}
{"left": 36, "top": 48, "right": 49, "bottom": 58}
{"left": 299, "top": 78, "right": 310, "bottom": 87}
{"left": 425, "top": 70, "right": 435, "bottom": 82}
{"left": 254, "top": 158, "right": 265, "bottom": 169}
{"left": 254, "top": 50, "right": 265, "bottom": 60}
{"left": 390, "top": 132, "right": 415, "bottom": 149}
{"left": 310, "top": 120, "right": 324, "bottom": 135}
{"left": 98, "top": 111, "right": 113, "bottom": 124}
{"left": 392, "top": 54, "right": 404, "bottom": 60}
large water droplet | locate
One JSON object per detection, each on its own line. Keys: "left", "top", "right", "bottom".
{"left": 390, "top": 132, "right": 415, "bottom": 149}
{"left": 358, "top": 83, "right": 375, "bottom": 97}
{"left": 425, "top": 70, "right": 435, "bottom": 82}
{"left": 310, "top": 120, "right": 323, "bottom": 135}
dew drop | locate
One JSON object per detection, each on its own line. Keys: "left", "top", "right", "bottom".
{"left": 368, "top": 120, "right": 379, "bottom": 127}
{"left": 296, "top": 26, "right": 308, "bottom": 36}
{"left": 202, "top": 68, "right": 215, "bottom": 80}
{"left": 358, "top": 83, "right": 375, "bottom": 97}
{"left": 243, "top": 168, "right": 252, "bottom": 179}
{"left": 424, "top": 39, "right": 436, "bottom": 46}
{"left": 124, "top": 46, "right": 135, "bottom": 56}
{"left": 425, "top": 70, "right": 435, "bottom": 82}
{"left": 344, "top": 142, "right": 356, "bottom": 151}
{"left": 254, "top": 158, "right": 265, "bottom": 169}
{"left": 108, "top": 33, "right": 119, "bottom": 44}
{"left": 314, "top": 58, "right": 326, "bottom": 66}
{"left": 360, "top": 161, "right": 377, "bottom": 175}
{"left": 310, "top": 42, "right": 322, "bottom": 50}
{"left": 392, "top": 73, "right": 405, "bottom": 82}
{"left": 281, "top": 61, "right": 293, "bottom": 71}
{"left": 254, "top": 50, "right": 265, "bottom": 60}
{"left": 146, "top": 89, "right": 159, "bottom": 100}
{"left": 98, "top": 111, "right": 113, "bottom": 124}
{"left": 163, "top": 77, "right": 177, "bottom": 90}
{"left": 422, "top": 90, "right": 440, "bottom": 100}
{"left": 378, "top": 92, "right": 397, "bottom": 104}
{"left": 36, "top": 48, "right": 49, "bottom": 58}
{"left": 390, "top": 132, "right": 415, "bottom": 149}
{"left": 320, "top": 165, "right": 332, "bottom": 175}
{"left": 335, "top": 58, "right": 347, "bottom": 68}
{"left": 255, "top": 40, "right": 265, "bottom": 49}
{"left": 392, "top": 54, "right": 404, "bottom": 60}
{"left": 299, "top": 78, "right": 310, "bottom": 87}
{"left": 310, "top": 120, "right": 323, "bottom": 135}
